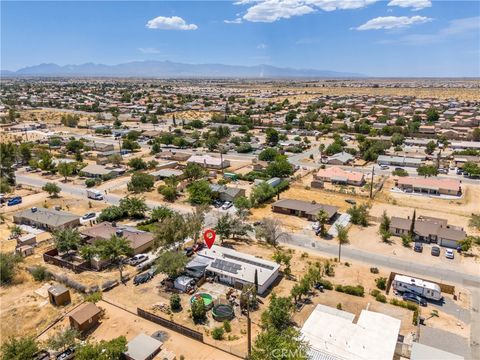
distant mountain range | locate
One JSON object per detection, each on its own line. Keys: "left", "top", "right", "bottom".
{"left": 1, "top": 60, "right": 364, "bottom": 78}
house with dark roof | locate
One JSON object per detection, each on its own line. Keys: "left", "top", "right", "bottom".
{"left": 271, "top": 199, "right": 338, "bottom": 221}
{"left": 390, "top": 215, "right": 466, "bottom": 248}
{"left": 13, "top": 207, "right": 80, "bottom": 231}
{"left": 69, "top": 302, "right": 102, "bottom": 333}
{"left": 324, "top": 152, "right": 354, "bottom": 165}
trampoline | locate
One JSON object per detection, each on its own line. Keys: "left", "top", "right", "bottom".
{"left": 212, "top": 303, "right": 235, "bottom": 321}
{"left": 190, "top": 293, "right": 214, "bottom": 310}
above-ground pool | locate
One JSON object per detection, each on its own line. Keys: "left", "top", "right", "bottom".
{"left": 212, "top": 303, "right": 235, "bottom": 321}
{"left": 190, "top": 293, "right": 214, "bottom": 310}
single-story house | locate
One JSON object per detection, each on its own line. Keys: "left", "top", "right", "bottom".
{"left": 196, "top": 245, "right": 280, "bottom": 295}
{"left": 301, "top": 304, "right": 401, "bottom": 360}
{"left": 150, "top": 168, "right": 184, "bottom": 180}
{"left": 324, "top": 152, "right": 354, "bottom": 165}
{"left": 80, "top": 222, "right": 154, "bottom": 255}
{"left": 155, "top": 150, "right": 191, "bottom": 162}
{"left": 390, "top": 216, "right": 466, "bottom": 248}
{"left": 410, "top": 342, "right": 464, "bottom": 360}
{"left": 187, "top": 155, "right": 230, "bottom": 169}
{"left": 80, "top": 164, "right": 118, "bottom": 179}
{"left": 450, "top": 141, "right": 480, "bottom": 151}
{"left": 69, "top": 302, "right": 102, "bottom": 333}
{"left": 395, "top": 177, "right": 462, "bottom": 196}
{"left": 315, "top": 166, "right": 365, "bottom": 186}
{"left": 86, "top": 142, "right": 114, "bottom": 152}
{"left": 16, "top": 245, "right": 34, "bottom": 257}
{"left": 13, "top": 207, "right": 80, "bottom": 231}
{"left": 377, "top": 155, "right": 423, "bottom": 168}
{"left": 209, "top": 184, "right": 246, "bottom": 202}
{"left": 251, "top": 159, "right": 269, "bottom": 171}
{"left": 271, "top": 199, "right": 338, "bottom": 222}
{"left": 124, "top": 333, "right": 163, "bottom": 360}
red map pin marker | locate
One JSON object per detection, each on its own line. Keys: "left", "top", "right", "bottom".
{"left": 203, "top": 229, "right": 216, "bottom": 249}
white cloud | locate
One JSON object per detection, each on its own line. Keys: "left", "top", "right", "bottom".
{"left": 146, "top": 16, "right": 198, "bottom": 30}
{"left": 224, "top": 18, "right": 243, "bottom": 24}
{"left": 356, "top": 15, "right": 432, "bottom": 30}
{"left": 389, "top": 16, "right": 480, "bottom": 44}
{"left": 306, "top": 0, "right": 378, "bottom": 12}
{"left": 243, "top": 0, "right": 314, "bottom": 22}
{"left": 238, "top": 0, "right": 377, "bottom": 23}
{"left": 257, "top": 43, "right": 268, "bottom": 49}
{"left": 138, "top": 47, "right": 160, "bottom": 54}
{"left": 387, "top": 0, "right": 431, "bottom": 11}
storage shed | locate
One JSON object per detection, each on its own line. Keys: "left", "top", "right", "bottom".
{"left": 48, "top": 284, "right": 71, "bottom": 306}
{"left": 69, "top": 302, "right": 102, "bottom": 333}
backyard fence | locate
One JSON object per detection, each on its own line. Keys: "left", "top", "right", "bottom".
{"left": 137, "top": 308, "right": 204, "bottom": 342}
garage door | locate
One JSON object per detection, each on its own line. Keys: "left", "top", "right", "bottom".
{"left": 439, "top": 239, "right": 457, "bottom": 249}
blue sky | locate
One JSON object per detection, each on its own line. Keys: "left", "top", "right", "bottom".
{"left": 1, "top": 0, "right": 479, "bottom": 76}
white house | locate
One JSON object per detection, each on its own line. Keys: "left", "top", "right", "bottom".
{"left": 196, "top": 245, "right": 280, "bottom": 295}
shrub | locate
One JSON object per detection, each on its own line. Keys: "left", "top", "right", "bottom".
{"left": 402, "top": 234, "right": 412, "bottom": 247}
{"left": 335, "top": 285, "right": 364, "bottom": 297}
{"left": 85, "top": 178, "right": 99, "bottom": 188}
{"left": 375, "top": 277, "right": 387, "bottom": 290}
{"left": 223, "top": 320, "right": 232, "bottom": 333}
{"left": 85, "top": 292, "right": 103, "bottom": 303}
{"left": 170, "top": 294, "right": 181, "bottom": 311}
{"left": 376, "top": 294, "right": 387, "bottom": 303}
{"left": 370, "top": 289, "right": 380, "bottom": 297}
{"left": 212, "top": 327, "right": 224, "bottom": 340}
{"left": 370, "top": 267, "right": 379, "bottom": 274}
{"left": 316, "top": 278, "right": 333, "bottom": 290}
{"left": 191, "top": 298, "right": 207, "bottom": 323}
{"left": 31, "top": 266, "right": 50, "bottom": 282}
{"left": 336, "top": 303, "right": 342, "bottom": 310}
{"left": 390, "top": 298, "right": 418, "bottom": 312}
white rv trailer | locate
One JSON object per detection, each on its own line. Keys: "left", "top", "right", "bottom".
{"left": 392, "top": 274, "right": 443, "bottom": 301}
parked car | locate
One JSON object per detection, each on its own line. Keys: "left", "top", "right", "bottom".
{"left": 82, "top": 212, "right": 96, "bottom": 220}
{"left": 394, "top": 167, "right": 404, "bottom": 172}
{"left": 431, "top": 246, "right": 440, "bottom": 257}
{"left": 345, "top": 199, "right": 356, "bottom": 205}
{"left": 456, "top": 169, "right": 464, "bottom": 175}
{"left": 414, "top": 242, "right": 423, "bottom": 253}
{"left": 129, "top": 254, "right": 148, "bottom": 266}
{"left": 380, "top": 165, "right": 389, "bottom": 170}
{"left": 222, "top": 201, "right": 233, "bottom": 210}
{"left": 445, "top": 249, "right": 455, "bottom": 259}
{"left": 56, "top": 347, "right": 75, "bottom": 360}
{"left": 133, "top": 271, "right": 154, "bottom": 285}
{"left": 184, "top": 247, "right": 194, "bottom": 257}
{"left": 7, "top": 196, "right": 22, "bottom": 206}
{"left": 438, "top": 168, "right": 448, "bottom": 174}
{"left": 213, "top": 199, "right": 223, "bottom": 208}
{"left": 311, "top": 222, "right": 320, "bottom": 230}
{"left": 403, "top": 292, "right": 427, "bottom": 306}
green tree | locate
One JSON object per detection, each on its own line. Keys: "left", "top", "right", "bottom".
{"left": 155, "top": 251, "right": 188, "bottom": 278}
{"left": 187, "top": 180, "right": 213, "bottom": 205}
{"left": 458, "top": 236, "right": 474, "bottom": 252}
{"left": 463, "top": 161, "right": 480, "bottom": 177}
{"left": 127, "top": 172, "right": 154, "bottom": 193}
{"left": 108, "top": 153, "right": 123, "bottom": 166}
{"left": 150, "top": 206, "right": 174, "bottom": 222}
{"left": 426, "top": 107, "right": 439, "bottom": 122}
{"left": 233, "top": 196, "right": 251, "bottom": 217}
{"left": 265, "top": 128, "right": 279, "bottom": 145}
{"left": 191, "top": 297, "right": 207, "bottom": 323}
{"left": 170, "top": 294, "right": 182, "bottom": 311}
{"left": 96, "top": 235, "right": 133, "bottom": 282}
{"left": 75, "top": 337, "right": 127, "bottom": 360}
{"left": 469, "top": 214, "right": 480, "bottom": 230}
{"left": 347, "top": 204, "right": 370, "bottom": 227}
{"left": 391, "top": 133, "right": 404, "bottom": 146}
{"left": 154, "top": 213, "right": 188, "bottom": 249}
{"left": 46, "top": 328, "right": 79, "bottom": 351}
{"left": 122, "top": 138, "right": 140, "bottom": 151}
{"left": 0, "top": 253, "right": 22, "bottom": 284}
{"left": 379, "top": 210, "right": 391, "bottom": 242}
{"left": 261, "top": 294, "right": 293, "bottom": 331}
{"left": 0, "top": 142, "right": 16, "bottom": 185}
{"left": 184, "top": 162, "right": 206, "bottom": 180}
{"left": 250, "top": 182, "right": 276, "bottom": 207}
{"left": 98, "top": 205, "right": 125, "bottom": 222}
{"left": 42, "top": 182, "right": 61, "bottom": 197}
{"left": 214, "top": 213, "right": 233, "bottom": 244}
{"left": 417, "top": 165, "right": 438, "bottom": 177}
{"left": 266, "top": 157, "right": 293, "bottom": 178}
{"left": 119, "top": 196, "right": 148, "bottom": 218}
{"left": 316, "top": 210, "right": 329, "bottom": 237}
{"left": 1, "top": 336, "right": 38, "bottom": 360}
{"left": 53, "top": 228, "right": 81, "bottom": 253}
{"left": 128, "top": 157, "right": 147, "bottom": 171}
{"left": 57, "top": 162, "right": 73, "bottom": 182}
{"left": 258, "top": 147, "right": 279, "bottom": 162}
{"left": 425, "top": 140, "right": 437, "bottom": 155}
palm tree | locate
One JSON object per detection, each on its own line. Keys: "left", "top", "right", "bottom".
{"left": 316, "top": 210, "right": 329, "bottom": 237}
{"left": 96, "top": 235, "right": 133, "bottom": 283}
{"left": 53, "top": 228, "right": 81, "bottom": 253}
{"left": 336, "top": 224, "right": 349, "bottom": 262}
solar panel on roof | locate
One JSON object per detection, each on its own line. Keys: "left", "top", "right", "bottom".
{"left": 211, "top": 259, "right": 241, "bottom": 274}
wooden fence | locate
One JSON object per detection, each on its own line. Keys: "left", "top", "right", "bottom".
{"left": 43, "top": 249, "right": 90, "bottom": 273}
{"left": 137, "top": 308, "right": 204, "bottom": 342}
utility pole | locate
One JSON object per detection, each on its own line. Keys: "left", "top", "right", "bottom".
{"left": 246, "top": 287, "right": 253, "bottom": 357}
{"left": 369, "top": 165, "right": 375, "bottom": 199}
{"left": 338, "top": 236, "right": 342, "bottom": 262}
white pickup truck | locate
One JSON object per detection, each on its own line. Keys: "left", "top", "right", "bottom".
{"left": 86, "top": 189, "right": 104, "bottom": 200}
